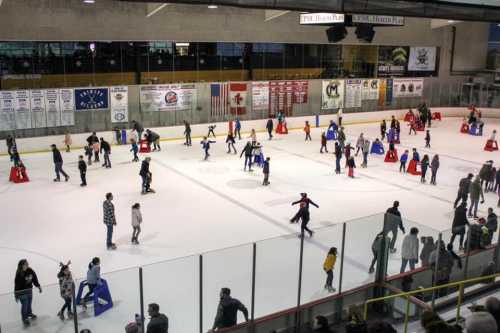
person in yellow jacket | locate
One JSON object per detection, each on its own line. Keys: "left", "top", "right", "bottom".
{"left": 323, "top": 247, "right": 338, "bottom": 293}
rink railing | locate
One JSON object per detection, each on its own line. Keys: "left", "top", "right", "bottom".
{"left": 0, "top": 212, "right": 499, "bottom": 333}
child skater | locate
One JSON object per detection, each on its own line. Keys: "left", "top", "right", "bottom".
{"left": 201, "top": 137, "right": 216, "bottom": 161}
{"left": 84, "top": 144, "right": 93, "bottom": 166}
{"left": 130, "top": 139, "right": 139, "bottom": 162}
{"left": 490, "top": 129, "right": 497, "bottom": 142}
{"left": 412, "top": 148, "right": 420, "bottom": 162}
{"left": 320, "top": 132, "right": 328, "bottom": 153}
{"left": 347, "top": 156, "right": 356, "bottom": 178}
{"left": 380, "top": 120, "right": 387, "bottom": 141}
{"left": 420, "top": 154, "right": 429, "bottom": 183}
{"left": 355, "top": 133, "right": 365, "bottom": 157}
{"left": 304, "top": 121, "right": 312, "bottom": 141}
{"left": 78, "top": 155, "right": 87, "bottom": 187}
{"left": 263, "top": 157, "right": 270, "bottom": 186}
{"left": 63, "top": 131, "right": 72, "bottom": 153}
{"left": 409, "top": 119, "right": 417, "bottom": 135}
{"left": 249, "top": 129, "right": 257, "bottom": 144}
{"left": 425, "top": 130, "right": 431, "bottom": 148}
{"left": 208, "top": 125, "right": 216, "bottom": 138}
{"left": 323, "top": 247, "right": 337, "bottom": 293}
{"left": 344, "top": 142, "right": 354, "bottom": 167}
{"left": 253, "top": 142, "right": 264, "bottom": 167}
{"left": 226, "top": 131, "right": 237, "bottom": 154}
{"left": 131, "top": 203, "right": 142, "bottom": 245}
{"left": 57, "top": 261, "right": 74, "bottom": 321}
{"left": 400, "top": 150, "right": 409, "bottom": 173}
{"left": 388, "top": 141, "right": 397, "bottom": 160}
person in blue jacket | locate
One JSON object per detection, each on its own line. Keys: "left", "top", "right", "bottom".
{"left": 234, "top": 118, "right": 242, "bottom": 140}
{"left": 400, "top": 150, "right": 409, "bottom": 173}
{"left": 412, "top": 148, "right": 420, "bottom": 162}
{"left": 201, "top": 137, "right": 216, "bottom": 160}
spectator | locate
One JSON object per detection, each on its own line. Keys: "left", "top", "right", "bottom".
{"left": 429, "top": 241, "right": 454, "bottom": 297}
{"left": 146, "top": 303, "right": 168, "bottom": 333}
{"left": 420, "top": 236, "right": 435, "bottom": 267}
{"left": 384, "top": 201, "right": 405, "bottom": 253}
{"left": 345, "top": 306, "right": 367, "bottom": 333}
{"left": 466, "top": 311, "right": 497, "bottom": 333}
{"left": 400, "top": 227, "right": 419, "bottom": 273}
{"left": 485, "top": 297, "right": 500, "bottom": 330}
{"left": 211, "top": 288, "right": 248, "bottom": 331}
{"left": 367, "top": 320, "right": 396, "bottom": 333}
{"left": 486, "top": 208, "right": 498, "bottom": 244}
{"left": 420, "top": 310, "right": 462, "bottom": 332}
{"left": 312, "top": 315, "right": 335, "bottom": 333}
{"left": 14, "top": 259, "right": 42, "bottom": 327}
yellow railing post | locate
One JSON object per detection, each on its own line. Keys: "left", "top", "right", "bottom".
{"left": 404, "top": 295, "right": 410, "bottom": 333}
{"left": 456, "top": 283, "right": 464, "bottom": 322}
{"left": 363, "top": 302, "right": 368, "bottom": 321}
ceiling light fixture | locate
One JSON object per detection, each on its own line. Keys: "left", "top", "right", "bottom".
{"left": 208, "top": 5, "right": 218, "bottom": 9}
{"left": 83, "top": 0, "right": 95, "bottom": 4}
{"left": 447, "top": 20, "right": 455, "bottom": 23}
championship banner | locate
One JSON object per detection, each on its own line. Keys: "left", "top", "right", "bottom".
{"left": 292, "top": 81, "right": 309, "bottom": 104}
{"left": 252, "top": 82, "right": 269, "bottom": 112}
{"left": 345, "top": 79, "right": 362, "bottom": 108}
{"left": 408, "top": 47, "right": 437, "bottom": 71}
{"left": 110, "top": 86, "right": 129, "bottom": 123}
{"left": 321, "top": 80, "right": 344, "bottom": 110}
{"left": 74, "top": 88, "right": 109, "bottom": 111}
{"left": 386, "top": 79, "right": 394, "bottom": 105}
{"left": 60, "top": 89, "right": 75, "bottom": 126}
{"left": 30, "top": 90, "right": 47, "bottom": 129}
{"left": 393, "top": 78, "right": 424, "bottom": 98}
{"left": 378, "top": 79, "right": 387, "bottom": 107}
{"left": 14, "top": 90, "right": 32, "bottom": 130}
{"left": 140, "top": 84, "right": 197, "bottom": 112}
{"left": 0, "top": 91, "right": 16, "bottom": 131}
{"left": 229, "top": 83, "right": 248, "bottom": 115}
{"left": 45, "top": 89, "right": 61, "bottom": 127}
{"left": 362, "top": 79, "right": 379, "bottom": 100}
{"left": 269, "top": 80, "right": 308, "bottom": 117}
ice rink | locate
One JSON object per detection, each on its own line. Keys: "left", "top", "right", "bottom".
{"left": 0, "top": 116, "right": 499, "bottom": 332}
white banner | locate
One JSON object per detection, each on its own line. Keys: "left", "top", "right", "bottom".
{"left": 408, "top": 47, "right": 437, "bottom": 71}
{"left": 393, "top": 78, "right": 424, "bottom": 98}
{"left": 321, "top": 80, "right": 344, "bottom": 110}
{"left": 14, "top": 90, "right": 32, "bottom": 130}
{"left": 0, "top": 91, "right": 16, "bottom": 131}
{"left": 140, "top": 84, "right": 197, "bottom": 112}
{"left": 60, "top": 89, "right": 75, "bottom": 126}
{"left": 345, "top": 79, "right": 362, "bottom": 108}
{"left": 361, "top": 79, "right": 379, "bottom": 100}
{"left": 251, "top": 82, "right": 269, "bottom": 111}
{"left": 110, "top": 86, "right": 129, "bottom": 123}
{"left": 30, "top": 90, "right": 47, "bottom": 128}
{"left": 45, "top": 89, "right": 61, "bottom": 127}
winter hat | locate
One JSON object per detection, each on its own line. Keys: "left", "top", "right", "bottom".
{"left": 466, "top": 311, "right": 497, "bottom": 333}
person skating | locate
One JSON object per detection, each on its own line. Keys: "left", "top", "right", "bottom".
{"left": 337, "top": 108, "right": 343, "bottom": 126}
{"left": 480, "top": 160, "right": 494, "bottom": 192}
{"left": 266, "top": 118, "right": 274, "bottom": 140}
{"left": 84, "top": 144, "right": 93, "bottom": 166}
{"left": 469, "top": 175, "right": 485, "bottom": 218}
{"left": 252, "top": 142, "right": 264, "bottom": 167}
{"left": 226, "top": 131, "right": 237, "bottom": 154}
{"left": 334, "top": 142, "right": 342, "bottom": 174}
{"left": 208, "top": 125, "right": 216, "bottom": 138}
{"left": 347, "top": 156, "right": 356, "bottom": 178}
{"left": 361, "top": 138, "right": 370, "bottom": 168}
{"left": 323, "top": 247, "right": 337, "bottom": 293}
{"left": 201, "top": 137, "right": 216, "bottom": 161}
{"left": 430, "top": 155, "right": 440, "bottom": 185}
{"left": 63, "top": 131, "right": 72, "bottom": 152}
{"left": 390, "top": 115, "right": 396, "bottom": 130}
{"left": 240, "top": 141, "right": 255, "bottom": 171}
{"left": 291, "top": 193, "right": 319, "bottom": 238}
{"left": 337, "top": 127, "right": 346, "bottom": 150}
{"left": 420, "top": 236, "right": 435, "bottom": 267}
{"left": 304, "top": 121, "right": 312, "bottom": 141}
{"left": 6, "top": 134, "right": 15, "bottom": 160}
{"left": 15, "top": 259, "right": 42, "bottom": 327}
{"left": 412, "top": 148, "right": 420, "bottom": 162}
{"left": 486, "top": 207, "right": 498, "bottom": 245}
{"left": 249, "top": 129, "right": 257, "bottom": 144}
{"left": 355, "top": 133, "right": 365, "bottom": 156}
{"left": 132, "top": 120, "right": 144, "bottom": 142}
{"left": 146, "top": 303, "right": 169, "bottom": 333}
{"left": 262, "top": 157, "right": 270, "bottom": 186}
{"left": 320, "top": 132, "right": 328, "bottom": 153}
{"left": 184, "top": 120, "right": 192, "bottom": 146}
{"left": 131, "top": 139, "right": 139, "bottom": 162}
{"left": 113, "top": 127, "right": 121, "bottom": 145}
{"left": 234, "top": 118, "right": 242, "bottom": 140}
{"left": 57, "top": 261, "right": 74, "bottom": 321}
{"left": 380, "top": 120, "right": 387, "bottom": 141}
{"left": 131, "top": 203, "right": 142, "bottom": 245}
{"left": 100, "top": 137, "right": 112, "bottom": 168}
{"left": 344, "top": 142, "right": 354, "bottom": 167}
{"left": 488, "top": 167, "right": 497, "bottom": 192}
{"left": 425, "top": 130, "right": 431, "bottom": 148}
{"left": 81, "top": 257, "right": 101, "bottom": 309}
{"left": 454, "top": 173, "right": 474, "bottom": 208}
{"left": 146, "top": 129, "right": 161, "bottom": 152}
{"left": 290, "top": 193, "right": 318, "bottom": 224}
{"left": 408, "top": 119, "right": 417, "bottom": 135}
{"left": 51, "top": 144, "right": 69, "bottom": 182}
{"left": 103, "top": 193, "right": 117, "bottom": 250}
{"left": 420, "top": 154, "right": 429, "bottom": 183}
{"left": 78, "top": 155, "right": 87, "bottom": 187}
{"left": 400, "top": 150, "right": 409, "bottom": 173}
{"left": 211, "top": 288, "right": 248, "bottom": 331}
{"left": 450, "top": 202, "right": 469, "bottom": 251}
{"left": 400, "top": 227, "right": 419, "bottom": 273}
{"left": 369, "top": 232, "right": 386, "bottom": 274}
{"left": 86, "top": 132, "right": 100, "bottom": 162}
{"left": 140, "top": 157, "right": 155, "bottom": 194}
{"left": 384, "top": 201, "right": 406, "bottom": 253}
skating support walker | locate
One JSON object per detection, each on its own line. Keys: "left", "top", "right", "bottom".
{"left": 484, "top": 140, "right": 499, "bottom": 152}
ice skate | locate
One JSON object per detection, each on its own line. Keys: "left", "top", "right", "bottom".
{"left": 57, "top": 311, "right": 65, "bottom": 321}
{"left": 67, "top": 311, "right": 74, "bottom": 319}
{"left": 328, "top": 286, "right": 336, "bottom": 293}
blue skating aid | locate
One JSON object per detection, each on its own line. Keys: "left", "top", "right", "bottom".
{"left": 326, "top": 129, "right": 337, "bottom": 141}
{"left": 370, "top": 142, "right": 385, "bottom": 155}
{"left": 76, "top": 279, "right": 114, "bottom": 316}
{"left": 469, "top": 124, "right": 482, "bottom": 136}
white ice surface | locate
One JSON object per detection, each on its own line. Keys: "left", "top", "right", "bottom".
{"left": 0, "top": 117, "right": 499, "bottom": 332}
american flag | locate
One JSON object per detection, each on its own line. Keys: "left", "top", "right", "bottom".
{"left": 211, "top": 83, "right": 229, "bottom": 117}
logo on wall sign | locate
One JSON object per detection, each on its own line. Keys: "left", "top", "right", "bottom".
{"left": 114, "top": 93, "right": 124, "bottom": 101}
{"left": 370, "top": 80, "right": 378, "bottom": 90}
{"left": 77, "top": 89, "right": 107, "bottom": 109}
{"left": 326, "top": 81, "right": 341, "bottom": 99}
{"left": 165, "top": 91, "right": 178, "bottom": 106}
{"left": 416, "top": 48, "right": 429, "bottom": 66}
{"left": 114, "top": 113, "right": 126, "bottom": 122}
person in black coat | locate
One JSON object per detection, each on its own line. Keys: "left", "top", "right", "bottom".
{"left": 334, "top": 142, "right": 342, "bottom": 174}
{"left": 78, "top": 155, "right": 87, "bottom": 187}
{"left": 139, "top": 157, "right": 154, "bottom": 194}
{"left": 184, "top": 121, "right": 192, "bottom": 146}
{"left": 100, "top": 138, "right": 111, "bottom": 168}
{"left": 384, "top": 201, "right": 406, "bottom": 253}
{"left": 266, "top": 119, "right": 274, "bottom": 140}
{"left": 240, "top": 142, "right": 255, "bottom": 172}
{"left": 146, "top": 130, "right": 161, "bottom": 151}
{"left": 132, "top": 120, "right": 144, "bottom": 142}
{"left": 226, "top": 132, "right": 237, "bottom": 154}
{"left": 449, "top": 202, "right": 469, "bottom": 250}
{"left": 15, "top": 259, "right": 42, "bottom": 327}
{"left": 211, "top": 288, "right": 248, "bottom": 331}
{"left": 454, "top": 173, "right": 474, "bottom": 208}
{"left": 146, "top": 303, "right": 169, "bottom": 333}
{"left": 51, "top": 144, "right": 69, "bottom": 182}
{"left": 6, "top": 134, "right": 15, "bottom": 160}
{"left": 263, "top": 157, "right": 270, "bottom": 186}
{"left": 291, "top": 193, "right": 319, "bottom": 237}
{"left": 86, "top": 132, "right": 100, "bottom": 162}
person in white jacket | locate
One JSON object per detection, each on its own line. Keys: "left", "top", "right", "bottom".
{"left": 131, "top": 203, "right": 142, "bottom": 245}
{"left": 400, "top": 227, "right": 419, "bottom": 273}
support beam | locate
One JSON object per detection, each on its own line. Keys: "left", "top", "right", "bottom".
{"left": 264, "top": 10, "right": 289, "bottom": 22}
{"left": 431, "top": 18, "right": 461, "bottom": 29}
{"left": 146, "top": 3, "right": 169, "bottom": 18}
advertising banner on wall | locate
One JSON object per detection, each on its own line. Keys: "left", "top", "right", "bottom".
{"left": 110, "top": 86, "right": 129, "bottom": 123}
{"left": 14, "top": 90, "right": 32, "bottom": 130}
{"left": 140, "top": 84, "right": 197, "bottom": 112}
{"left": 378, "top": 46, "right": 409, "bottom": 77}
{"left": 252, "top": 82, "right": 269, "bottom": 112}
{"left": 393, "top": 78, "right": 424, "bottom": 97}
{"left": 60, "top": 89, "right": 75, "bottom": 126}
{"left": 30, "top": 90, "right": 47, "bottom": 129}
{"left": 386, "top": 79, "right": 394, "bottom": 105}
{"left": 229, "top": 83, "right": 248, "bottom": 115}
{"left": 0, "top": 91, "right": 16, "bottom": 131}
{"left": 361, "top": 79, "right": 379, "bottom": 100}
{"left": 408, "top": 47, "right": 437, "bottom": 71}
{"left": 45, "top": 89, "right": 61, "bottom": 127}
{"left": 321, "top": 80, "right": 344, "bottom": 110}
{"left": 74, "top": 88, "right": 109, "bottom": 111}
{"left": 345, "top": 79, "right": 362, "bottom": 108}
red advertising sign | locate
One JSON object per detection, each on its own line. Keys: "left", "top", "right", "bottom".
{"left": 268, "top": 80, "right": 308, "bottom": 117}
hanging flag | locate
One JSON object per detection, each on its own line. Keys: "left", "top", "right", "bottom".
{"left": 210, "top": 83, "right": 229, "bottom": 117}
{"left": 230, "top": 83, "right": 248, "bottom": 115}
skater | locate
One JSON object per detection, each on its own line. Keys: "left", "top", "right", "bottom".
{"left": 249, "top": 129, "right": 257, "bottom": 144}
{"left": 15, "top": 259, "right": 41, "bottom": 327}
{"left": 489, "top": 167, "right": 497, "bottom": 192}
{"left": 427, "top": 108, "right": 432, "bottom": 128}
{"left": 420, "top": 154, "right": 429, "bottom": 183}
{"left": 334, "top": 142, "right": 342, "bottom": 174}
{"left": 6, "top": 134, "right": 15, "bottom": 160}
{"left": 304, "top": 121, "right": 312, "bottom": 141}
{"left": 384, "top": 201, "right": 405, "bottom": 253}
{"left": 395, "top": 120, "right": 401, "bottom": 139}
{"left": 226, "top": 131, "right": 237, "bottom": 154}
{"left": 51, "top": 144, "right": 69, "bottom": 182}
{"left": 337, "top": 127, "right": 346, "bottom": 150}
{"left": 201, "top": 137, "right": 216, "bottom": 161}
{"left": 132, "top": 120, "right": 144, "bottom": 142}
{"left": 355, "top": 133, "right": 364, "bottom": 156}
{"left": 450, "top": 202, "right": 469, "bottom": 250}
{"left": 103, "top": 193, "right": 117, "bottom": 250}
{"left": 337, "top": 108, "right": 343, "bottom": 126}
{"left": 387, "top": 141, "right": 397, "bottom": 160}
{"left": 234, "top": 118, "right": 242, "bottom": 140}
{"left": 454, "top": 173, "right": 474, "bottom": 208}
{"left": 78, "top": 155, "right": 87, "bottom": 187}
{"left": 113, "top": 127, "right": 121, "bottom": 145}
{"left": 429, "top": 241, "right": 454, "bottom": 297}
{"left": 131, "top": 203, "right": 142, "bottom": 245}
{"left": 240, "top": 141, "right": 255, "bottom": 171}
{"left": 323, "top": 247, "right": 337, "bottom": 293}
{"left": 57, "top": 261, "right": 74, "bottom": 321}
{"left": 344, "top": 142, "right": 354, "bottom": 166}
{"left": 263, "top": 157, "right": 270, "bottom": 186}
{"left": 390, "top": 115, "right": 397, "bottom": 130}
{"left": 408, "top": 119, "right": 417, "bottom": 135}
{"left": 480, "top": 160, "right": 494, "bottom": 192}
{"left": 266, "top": 118, "right": 274, "bottom": 140}
{"left": 420, "top": 236, "right": 435, "bottom": 267}
{"left": 212, "top": 288, "right": 248, "bottom": 331}
{"left": 146, "top": 129, "right": 161, "bottom": 151}
{"left": 146, "top": 303, "right": 169, "bottom": 333}
{"left": 425, "top": 130, "right": 431, "bottom": 148}
{"left": 131, "top": 139, "right": 139, "bottom": 162}
{"left": 63, "top": 131, "right": 72, "bottom": 152}
{"left": 86, "top": 132, "right": 100, "bottom": 162}
{"left": 430, "top": 155, "right": 440, "bottom": 185}
{"left": 253, "top": 142, "right": 263, "bottom": 167}
{"left": 400, "top": 150, "right": 409, "bottom": 173}
{"left": 369, "top": 232, "right": 387, "bottom": 274}
{"left": 400, "top": 227, "right": 419, "bottom": 273}
{"left": 184, "top": 120, "right": 192, "bottom": 146}
{"left": 290, "top": 193, "right": 319, "bottom": 223}
{"left": 84, "top": 144, "right": 93, "bottom": 166}
{"left": 81, "top": 257, "right": 101, "bottom": 309}
{"left": 380, "top": 120, "right": 387, "bottom": 141}
{"left": 208, "top": 124, "right": 216, "bottom": 138}
{"left": 495, "top": 168, "right": 500, "bottom": 193}
{"left": 361, "top": 138, "right": 370, "bottom": 168}
{"left": 320, "top": 132, "right": 328, "bottom": 153}
{"left": 491, "top": 129, "right": 497, "bottom": 142}
{"left": 11, "top": 146, "right": 21, "bottom": 167}
{"left": 469, "top": 176, "right": 485, "bottom": 218}
{"left": 140, "top": 157, "right": 155, "bottom": 194}
{"left": 100, "top": 137, "right": 111, "bottom": 168}
{"left": 412, "top": 148, "right": 420, "bottom": 162}
{"left": 486, "top": 208, "right": 498, "bottom": 244}
{"left": 347, "top": 156, "right": 356, "bottom": 178}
